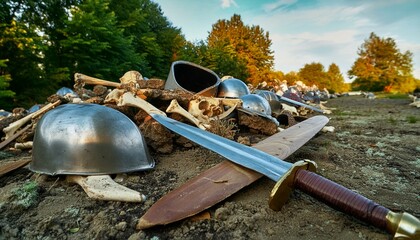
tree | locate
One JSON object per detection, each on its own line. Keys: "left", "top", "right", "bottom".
{"left": 109, "top": 0, "right": 184, "bottom": 78}
{"left": 60, "top": 0, "right": 146, "bottom": 81}
{"left": 348, "top": 32, "right": 415, "bottom": 93}
{"left": 0, "top": 60, "right": 15, "bottom": 110}
{"left": 326, "top": 63, "right": 346, "bottom": 93}
{"left": 0, "top": 14, "right": 46, "bottom": 109}
{"left": 298, "top": 62, "right": 329, "bottom": 89}
{"left": 207, "top": 14, "right": 274, "bottom": 85}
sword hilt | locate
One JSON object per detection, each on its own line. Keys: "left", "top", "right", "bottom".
{"left": 269, "top": 163, "right": 420, "bottom": 239}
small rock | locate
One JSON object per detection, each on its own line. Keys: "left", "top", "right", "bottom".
{"left": 115, "top": 221, "right": 127, "bottom": 231}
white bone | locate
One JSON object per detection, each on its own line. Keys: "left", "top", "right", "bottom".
{"left": 104, "top": 88, "right": 125, "bottom": 104}
{"left": 322, "top": 126, "right": 335, "bottom": 133}
{"left": 67, "top": 175, "right": 145, "bottom": 202}
{"left": 120, "top": 71, "right": 143, "bottom": 85}
{"left": 118, "top": 92, "right": 166, "bottom": 116}
{"left": 208, "top": 103, "right": 238, "bottom": 121}
{"left": 3, "top": 100, "right": 60, "bottom": 139}
{"left": 409, "top": 101, "right": 420, "bottom": 108}
{"left": 280, "top": 103, "right": 298, "bottom": 116}
{"left": 188, "top": 97, "right": 223, "bottom": 122}
{"left": 74, "top": 73, "right": 121, "bottom": 88}
{"left": 14, "top": 141, "right": 33, "bottom": 150}
{"left": 167, "top": 99, "right": 208, "bottom": 130}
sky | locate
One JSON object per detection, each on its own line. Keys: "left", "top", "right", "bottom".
{"left": 153, "top": 0, "right": 420, "bottom": 82}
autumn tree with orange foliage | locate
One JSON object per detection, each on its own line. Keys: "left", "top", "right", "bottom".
{"left": 348, "top": 32, "right": 416, "bottom": 93}
{"left": 207, "top": 14, "right": 274, "bottom": 86}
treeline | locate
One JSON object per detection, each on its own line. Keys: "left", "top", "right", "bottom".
{"left": 1, "top": 1, "right": 418, "bottom": 110}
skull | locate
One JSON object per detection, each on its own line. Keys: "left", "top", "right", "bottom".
{"left": 188, "top": 97, "right": 224, "bottom": 122}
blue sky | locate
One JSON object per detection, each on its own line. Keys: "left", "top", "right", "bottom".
{"left": 153, "top": 0, "right": 420, "bottom": 82}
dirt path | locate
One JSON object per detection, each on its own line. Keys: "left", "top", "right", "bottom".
{"left": 1, "top": 95, "right": 419, "bottom": 239}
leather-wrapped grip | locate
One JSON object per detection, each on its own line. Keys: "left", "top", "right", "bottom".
{"left": 294, "top": 169, "right": 389, "bottom": 230}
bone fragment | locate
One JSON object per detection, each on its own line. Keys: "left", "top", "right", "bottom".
{"left": 3, "top": 100, "right": 60, "bottom": 139}
{"left": 322, "top": 126, "right": 335, "bottom": 133}
{"left": 281, "top": 103, "right": 298, "bottom": 116}
{"left": 120, "top": 70, "right": 143, "bottom": 84}
{"left": 14, "top": 141, "right": 33, "bottom": 150}
{"left": 166, "top": 99, "right": 208, "bottom": 130}
{"left": 67, "top": 175, "right": 146, "bottom": 202}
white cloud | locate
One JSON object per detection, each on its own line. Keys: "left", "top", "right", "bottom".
{"left": 263, "top": 0, "right": 297, "bottom": 12}
{"left": 270, "top": 30, "right": 361, "bottom": 81}
{"left": 220, "top": 0, "right": 238, "bottom": 9}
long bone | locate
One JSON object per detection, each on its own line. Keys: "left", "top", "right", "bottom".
{"left": 167, "top": 99, "right": 239, "bottom": 130}
{"left": 3, "top": 100, "right": 61, "bottom": 139}
{"left": 74, "top": 73, "right": 121, "bottom": 88}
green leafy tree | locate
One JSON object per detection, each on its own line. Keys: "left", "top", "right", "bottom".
{"left": 177, "top": 40, "right": 249, "bottom": 80}
{"left": 348, "top": 32, "right": 415, "bottom": 93}
{"left": 110, "top": 0, "right": 184, "bottom": 78}
{"left": 0, "top": 60, "right": 15, "bottom": 110}
{"left": 60, "top": 0, "right": 146, "bottom": 81}
{"left": 298, "top": 62, "right": 329, "bottom": 89}
{"left": 207, "top": 14, "right": 274, "bottom": 85}
{"left": 0, "top": 14, "right": 45, "bottom": 109}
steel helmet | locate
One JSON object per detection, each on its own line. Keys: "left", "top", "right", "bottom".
{"left": 217, "top": 78, "right": 250, "bottom": 98}
{"left": 164, "top": 60, "right": 220, "bottom": 97}
{"left": 239, "top": 94, "right": 279, "bottom": 126}
{"left": 253, "top": 89, "right": 282, "bottom": 115}
{"left": 30, "top": 103, "right": 154, "bottom": 175}
{"left": 56, "top": 87, "right": 79, "bottom": 98}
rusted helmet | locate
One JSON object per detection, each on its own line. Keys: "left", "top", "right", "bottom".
{"left": 217, "top": 78, "right": 250, "bottom": 98}
{"left": 30, "top": 103, "right": 154, "bottom": 175}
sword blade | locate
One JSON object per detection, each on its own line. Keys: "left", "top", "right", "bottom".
{"left": 276, "top": 95, "right": 324, "bottom": 113}
{"left": 151, "top": 114, "right": 291, "bottom": 181}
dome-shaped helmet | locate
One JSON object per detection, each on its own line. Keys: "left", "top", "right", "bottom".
{"left": 56, "top": 87, "right": 79, "bottom": 98}
{"left": 253, "top": 89, "right": 282, "bottom": 115}
{"left": 30, "top": 103, "right": 154, "bottom": 175}
{"left": 239, "top": 94, "right": 279, "bottom": 125}
{"left": 240, "top": 94, "right": 272, "bottom": 116}
{"left": 217, "top": 78, "right": 250, "bottom": 98}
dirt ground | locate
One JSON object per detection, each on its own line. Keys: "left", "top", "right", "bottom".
{"left": 0, "top": 95, "right": 419, "bottom": 240}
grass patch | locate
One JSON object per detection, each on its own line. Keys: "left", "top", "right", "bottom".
{"left": 10, "top": 181, "right": 39, "bottom": 209}
{"left": 406, "top": 116, "right": 418, "bottom": 123}
{"left": 388, "top": 116, "right": 398, "bottom": 125}
{"left": 375, "top": 92, "right": 410, "bottom": 99}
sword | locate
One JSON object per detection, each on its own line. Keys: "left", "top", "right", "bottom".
{"left": 119, "top": 92, "right": 419, "bottom": 239}
{"left": 276, "top": 94, "right": 324, "bottom": 113}
{"left": 138, "top": 114, "right": 329, "bottom": 229}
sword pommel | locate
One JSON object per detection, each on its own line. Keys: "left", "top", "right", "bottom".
{"left": 269, "top": 160, "right": 317, "bottom": 211}
{"left": 386, "top": 211, "right": 420, "bottom": 239}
